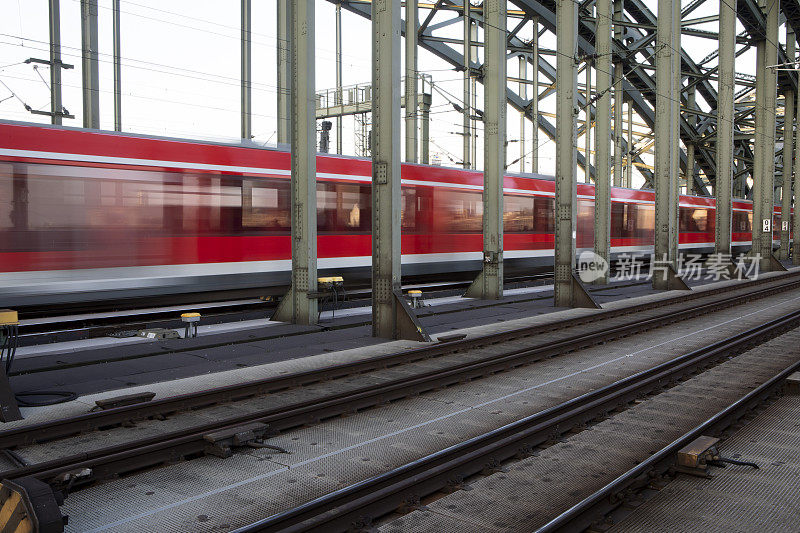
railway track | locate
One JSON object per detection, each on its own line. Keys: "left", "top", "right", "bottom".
{"left": 0, "top": 272, "right": 799, "bottom": 501}
{"left": 231, "top": 308, "right": 800, "bottom": 532}
{"left": 535, "top": 356, "right": 798, "bottom": 533}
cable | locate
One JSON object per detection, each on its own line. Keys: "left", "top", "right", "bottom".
{"left": 0, "top": 72, "right": 279, "bottom": 121}
{"left": 0, "top": 324, "right": 77, "bottom": 407}
{"left": 0, "top": 37, "right": 282, "bottom": 93}
{"left": 0, "top": 325, "right": 18, "bottom": 375}
{"left": 15, "top": 391, "right": 79, "bottom": 407}
{"left": 710, "top": 457, "right": 759, "bottom": 469}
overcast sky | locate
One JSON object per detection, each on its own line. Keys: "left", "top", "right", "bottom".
{"left": 0, "top": 1, "right": 768, "bottom": 186}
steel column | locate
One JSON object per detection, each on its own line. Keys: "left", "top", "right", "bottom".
{"left": 715, "top": 0, "right": 736, "bottom": 256}
{"left": 421, "top": 91, "right": 431, "bottom": 164}
{"left": 49, "top": 0, "right": 63, "bottom": 125}
{"left": 336, "top": 3, "right": 343, "bottom": 154}
{"left": 532, "top": 18, "right": 539, "bottom": 173}
{"left": 780, "top": 33, "right": 795, "bottom": 259}
{"left": 463, "top": 1, "right": 472, "bottom": 169}
{"left": 405, "top": 0, "right": 418, "bottom": 163}
{"left": 273, "top": 0, "right": 317, "bottom": 326}
{"left": 653, "top": 0, "right": 680, "bottom": 289}
{"left": 686, "top": 84, "right": 696, "bottom": 196}
{"left": 465, "top": 0, "right": 506, "bottom": 300}
{"left": 585, "top": 60, "right": 592, "bottom": 182}
{"left": 470, "top": 23, "right": 478, "bottom": 168}
{"left": 520, "top": 55, "right": 527, "bottom": 173}
{"left": 594, "top": 0, "right": 612, "bottom": 285}
{"left": 613, "top": 0, "right": 623, "bottom": 187}
{"left": 626, "top": 99, "right": 633, "bottom": 187}
{"left": 554, "top": 0, "right": 578, "bottom": 306}
{"left": 113, "top": 0, "right": 121, "bottom": 131}
{"left": 795, "top": 43, "right": 800, "bottom": 265}
{"left": 80, "top": 0, "right": 99, "bottom": 129}
{"left": 241, "top": 0, "right": 251, "bottom": 140}
{"left": 669, "top": 0, "right": 681, "bottom": 264}
{"left": 753, "top": 39, "right": 766, "bottom": 262}
{"left": 371, "top": 0, "right": 403, "bottom": 337}
{"left": 276, "top": 0, "right": 291, "bottom": 144}
{"left": 754, "top": 0, "right": 779, "bottom": 271}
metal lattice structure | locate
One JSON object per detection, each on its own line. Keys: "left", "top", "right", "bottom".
{"left": 331, "top": 0, "right": 800, "bottom": 198}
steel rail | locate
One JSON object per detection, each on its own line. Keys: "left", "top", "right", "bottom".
{"left": 2, "top": 279, "right": 797, "bottom": 506}
{"left": 7, "top": 283, "right": 794, "bottom": 486}
{"left": 1, "top": 273, "right": 798, "bottom": 453}
{"left": 234, "top": 308, "right": 800, "bottom": 533}
{"left": 536, "top": 346, "right": 800, "bottom": 532}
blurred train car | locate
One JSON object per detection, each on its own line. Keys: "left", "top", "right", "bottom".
{"left": 0, "top": 121, "right": 786, "bottom": 307}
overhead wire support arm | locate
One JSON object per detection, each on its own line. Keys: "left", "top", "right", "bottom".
{"left": 21, "top": 57, "right": 75, "bottom": 119}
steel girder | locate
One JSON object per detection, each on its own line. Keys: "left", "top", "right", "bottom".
{"left": 331, "top": 0, "right": 800, "bottom": 197}
{"left": 332, "top": 0, "right": 602, "bottom": 180}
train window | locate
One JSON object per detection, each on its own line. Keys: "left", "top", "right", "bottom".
{"left": 533, "top": 196, "right": 554, "bottom": 233}
{"left": 577, "top": 199, "right": 594, "bottom": 248}
{"left": 402, "top": 187, "right": 417, "bottom": 232}
{"left": 436, "top": 190, "right": 483, "bottom": 233}
{"left": 62, "top": 179, "right": 86, "bottom": 206}
{"left": 679, "top": 208, "right": 712, "bottom": 232}
{"left": 504, "top": 194, "right": 535, "bottom": 233}
{"left": 732, "top": 210, "right": 752, "bottom": 232}
{"left": 610, "top": 202, "right": 629, "bottom": 238}
{"left": 316, "top": 182, "right": 371, "bottom": 233}
{"left": 411, "top": 187, "right": 433, "bottom": 234}
{"left": 635, "top": 204, "right": 655, "bottom": 241}
{"left": 241, "top": 178, "right": 290, "bottom": 233}
{"left": 611, "top": 202, "right": 654, "bottom": 241}
{"left": 0, "top": 164, "right": 15, "bottom": 230}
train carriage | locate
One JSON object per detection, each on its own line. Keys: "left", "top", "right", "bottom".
{"left": 0, "top": 121, "right": 786, "bottom": 306}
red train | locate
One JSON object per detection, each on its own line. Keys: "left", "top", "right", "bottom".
{"left": 0, "top": 121, "right": 784, "bottom": 306}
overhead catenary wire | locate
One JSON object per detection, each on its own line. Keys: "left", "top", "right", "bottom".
{"left": 0, "top": 0, "right": 783, "bottom": 180}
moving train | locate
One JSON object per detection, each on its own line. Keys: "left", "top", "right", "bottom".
{"left": 0, "top": 120, "right": 785, "bottom": 307}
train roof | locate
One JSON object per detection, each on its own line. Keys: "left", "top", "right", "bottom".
{"left": 0, "top": 120, "right": 762, "bottom": 207}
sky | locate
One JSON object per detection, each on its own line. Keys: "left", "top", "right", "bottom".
{"left": 0, "top": 0, "right": 771, "bottom": 188}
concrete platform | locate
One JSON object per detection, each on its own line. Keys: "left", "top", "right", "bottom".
{"left": 4, "top": 269, "right": 796, "bottom": 428}
{"left": 608, "top": 393, "right": 800, "bottom": 533}
{"left": 9, "top": 278, "right": 659, "bottom": 399}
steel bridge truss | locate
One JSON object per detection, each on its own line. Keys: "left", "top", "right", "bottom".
{"left": 332, "top": 0, "right": 800, "bottom": 198}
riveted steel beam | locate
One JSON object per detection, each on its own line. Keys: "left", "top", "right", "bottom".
{"left": 653, "top": 0, "right": 681, "bottom": 289}
{"left": 80, "top": 0, "right": 99, "bottom": 129}
{"left": 554, "top": 0, "right": 578, "bottom": 306}
{"left": 406, "top": 0, "right": 419, "bottom": 163}
{"left": 780, "top": 32, "right": 795, "bottom": 259}
{"left": 465, "top": 0, "right": 506, "bottom": 300}
{"left": 716, "top": 0, "right": 737, "bottom": 255}
{"left": 594, "top": 0, "right": 612, "bottom": 285}
{"left": 276, "top": 0, "right": 291, "bottom": 145}
{"left": 272, "top": 0, "right": 317, "bottom": 326}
